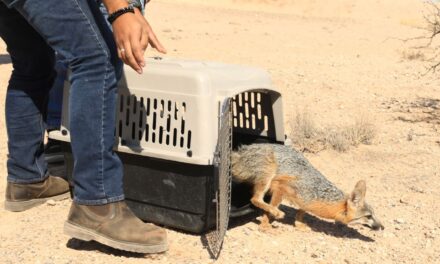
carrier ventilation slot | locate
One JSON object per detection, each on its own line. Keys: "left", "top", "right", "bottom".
{"left": 232, "top": 92, "right": 274, "bottom": 137}
{"left": 117, "top": 94, "right": 192, "bottom": 149}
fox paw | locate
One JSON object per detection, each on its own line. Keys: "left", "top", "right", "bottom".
{"left": 295, "top": 221, "right": 311, "bottom": 232}
{"left": 272, "top": 209, "right": 285, "bottom": 220}
{"left": 259, "top": 224, "right": 278, "bottom": 235}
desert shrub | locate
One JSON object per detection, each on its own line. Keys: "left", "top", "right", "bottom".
{"left": 405, "top": 1, "right": 440, "bottom": 72}
{"left": 289, "top": 110, "right": 325, "bottom": 153}
{"left": 402, "top": 50, "right": 426, "bottom": 61}
{"left": 324, "top": 129, "right": 351, "bottom": 152}
{"left": 345, "top": 116, "right": 377, "bottom": 146}
{"left": 289, "top": 110, "right": 377, "bottom": 153}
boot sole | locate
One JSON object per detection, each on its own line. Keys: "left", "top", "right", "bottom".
{"left": 64, "top": 221, "right": 168, "bottom": 254}
{"left": 4, "top": 192, "right": 70, "bottom": 212}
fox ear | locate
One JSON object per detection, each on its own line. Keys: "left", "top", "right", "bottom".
{"left": 349, "top": 180, "right": 366, "bottom": 206}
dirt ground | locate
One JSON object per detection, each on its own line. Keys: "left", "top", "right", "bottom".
{"left": 1, "top": 0, "right": 440, "bottom": 263}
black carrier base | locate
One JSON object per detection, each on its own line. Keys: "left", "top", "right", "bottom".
{"left": 61, "top": 142, "right": 216, "bottom": 234}
{"left": 121, "top": 152, "right": 216, "bottom": 233}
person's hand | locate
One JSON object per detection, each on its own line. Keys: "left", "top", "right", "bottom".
{"left": 103, "top": 0, "right": 166, "bottom": 73}
{"left": 132, "top": 8, "right": 166, "bottom": 58}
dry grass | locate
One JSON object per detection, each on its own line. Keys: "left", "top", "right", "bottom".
{"left": 289, "top": 110, "right": 326, "bottom": 153}
{"left": 325, "top": 129, "right": 351, "bottom": 152}
{"left": 289, "top": 110, "right": 377, "bottom": 153}
{"left": 402, "top": 50, "right": 426, "bottom": 61}
{"left": 346, "top": 116, "right": 377, "bottom": 145}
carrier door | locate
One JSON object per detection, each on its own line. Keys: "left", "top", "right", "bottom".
{"left": 204, "top": 98, "right": 232, "bottom": 259}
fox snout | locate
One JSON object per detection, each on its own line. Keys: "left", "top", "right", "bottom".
{"left": 363, "top": 215, "right": 384, "bottom": 231}
{"left": 346, "top": 181, "right": 384, "bottom": 231}
{"left": 371, "top": 222, "right": 384, "bottom": 231}
{"left": 348, "top": 213, "right": 384, "bottom": 231}
{"left": 370, "top": 215, "right": 384, "bottom": 230}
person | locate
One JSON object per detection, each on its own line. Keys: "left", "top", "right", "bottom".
{"left": 44, "top": 0, "right": 148, "bottom": 177}
{"left": 46, "top": 0, "right": 149, "bottom": 132}
{"left": 0, "top": 0, "right": 168, "bottom": 254}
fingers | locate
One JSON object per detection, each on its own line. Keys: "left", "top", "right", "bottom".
{"left": 112, "top": 12, "right": 166, "bottom": 73}
{"left": 142, "top": 19, "right": 166, "bottom": 54}
{"left": 117, "top": 45, "right": 125, "bottom": 62}
{"left": 118, "top": 30, "right": 165, "bottom": 73}
{"left": 122, "top": 41, "right": 142, "bottom": 74}
{"left": 140, "top": 28, "right": 149, "bottom": 54}
{"left": 116, "top": 33, "right": 144, "bottom": 74}
{"left": 130, "top": 31, "right": 145, "bottom": 68}
{"left": 148, "top": 29, "right": 167, "bottom": 54}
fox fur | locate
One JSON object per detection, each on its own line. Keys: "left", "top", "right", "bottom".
{"left": 231, "top": 143, "right": 384, "bottom": 231}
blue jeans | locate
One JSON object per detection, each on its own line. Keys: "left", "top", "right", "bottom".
{"left": 47, "top": 1, "right": 145, "bottom": 130}
{"left": 0, "top": 0, "right": 124, "bottom": 205}
{"left": 46, "top": 58, "right": 67, "bottom": 130}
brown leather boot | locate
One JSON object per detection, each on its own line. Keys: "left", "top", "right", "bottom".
{"left": 5, "top": 176, "right": 70, "bottom": 212}
{"left": 64, "top": 201, "right": 168, "bottom": 254}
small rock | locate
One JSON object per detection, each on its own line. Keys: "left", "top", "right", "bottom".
{"left": 284, "top": 138, "right": 293, "bottom": 146}
{"left": 46, "top": 200, "right": 56, "bottom": 206}
{"left": 409, "top": 186, "right": 425, "bottom": 194}
{"left": 425, "top": 239, "right": 432, "bottom": 248}
{"left": 407, "top": 129, "right": 414, "bottom": 141}
{"left": 395, "top": 218, "right": 405, "bottom": 224}
{"left": 399, "top": 198, "right": 408, "bottom": 204}
{"left": 311, "top": 253, "right": 318, "bottom": 258}
{"left": 424, "top": 231, "right": 435, "bottom": 239}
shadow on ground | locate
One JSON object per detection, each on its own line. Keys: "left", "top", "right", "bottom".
{"left": 384, "top": 97, "right": 440, "bottom": 125}
{"left": 66, "top": 238, "right": 166, "bottom": 259}
{"left": 277, "top": 205, "right": 375, "bottom": 242}
{"left": 225, "top": 204, "right": 375, "bottom": 242}
{"left": 0, "top": 54, "right": 11, "bottom": 65}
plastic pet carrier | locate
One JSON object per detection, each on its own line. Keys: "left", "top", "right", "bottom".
{"left": 49, "top": 57, "right": 285, "bottom": 257}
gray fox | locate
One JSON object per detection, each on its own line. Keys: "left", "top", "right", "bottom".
{"left": 231, "top": 143, "right": 384, "bottom": 231}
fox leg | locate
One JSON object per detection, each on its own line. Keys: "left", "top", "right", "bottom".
{"left": 259, "top": 213, "right": 275, "bottom": 234}
{"left": 259, "top": 214, "right": 271, "bottom": 229}
{"left": 295, "top": 209, "right": 311, "bottom": 231}
{"left": 259, "top": 189, "right": 284, "bottom": 233}
{"left": 251, "top": 179, "right": 285, "bottom": 219}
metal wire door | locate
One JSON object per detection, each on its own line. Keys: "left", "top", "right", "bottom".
{"left": 204, "top": 98, "right": 232, "bottom": 259}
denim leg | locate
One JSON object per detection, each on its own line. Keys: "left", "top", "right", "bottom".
{"left": 87, "top": 0, "right": 122, "bottom": 81}
{"left": 45, "top": 1, "right": 116, "bottom": 131}
{"left": 46, "top": 57, "right": 67, "bottom": 131}
{"left": 46, "top": 0, "right": 137, "bottom": 131}
{"left": 6, "top": 0, "right": 124, "bottom": 205}
{"left": 0, "top": 3, "right": 54, "bottom": 183}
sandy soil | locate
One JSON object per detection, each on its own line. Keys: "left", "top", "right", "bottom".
{"left": 1, "top": 0, "right": 439, "bottom": 263}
